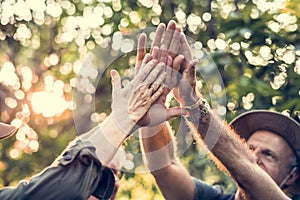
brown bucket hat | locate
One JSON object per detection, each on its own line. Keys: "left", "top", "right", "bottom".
{"left": 230, "top": 110, "right": 300, "bottom": 193}
{"left": 0, "top": 122, "right": 17, "bottom": 140}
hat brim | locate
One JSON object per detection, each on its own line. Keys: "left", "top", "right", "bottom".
{"left": 230, "top": 110, "right": 300, "bottom": 193}
{"left": 0, "top": 122, "right": 17, "bottom": 140}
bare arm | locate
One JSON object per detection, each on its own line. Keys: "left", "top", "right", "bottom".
{"left": 192, "top": 111, "right": 288, "bottom": 199}
{"left": 140, "top": 123, "right": 195, "bottom": 200}
{"left": 136, "top": 20, "right": 196, "bottom": 200}
{"left": 81, "top": 60, "right": 166, "bottom": 165}
{"left": 137, "top": 20, "right": 289, "bottom": 200}
{"left": 177, "top": 34, "right": 288, "bottom": 200}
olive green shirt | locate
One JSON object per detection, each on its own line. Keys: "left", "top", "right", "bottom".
{"left": 0, "top": 139, "right": 115, "bottom": 200}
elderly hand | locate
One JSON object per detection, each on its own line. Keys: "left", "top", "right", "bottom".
{"left": 134, "top": 21, "right": 186, "bottom": 127}
{"left": 139, "top": 20, "right": 200, "bottom": 108}
{"left": 111, "top": 60, "right": 166, "bottom": 135}
{"left": 136, "top": 47, "right": 185, "bottom": 127}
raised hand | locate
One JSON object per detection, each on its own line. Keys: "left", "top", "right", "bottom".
{"left": 136, "top": 20, "right": 180, "bottom": 70}
{"left": 136, "top": 47, "right": 185, "bottom": 127}
{"left": 133, "top": 20, "right": 188, "bottom": 127}
{"left": 110, "top": 60, "right": 166, "bottom": 135}
{"left": 172, "top": 32, "right": 201, "bottom": 107}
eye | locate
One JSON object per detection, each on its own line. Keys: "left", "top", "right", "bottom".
{"left": 262, "top": 150, "right": 274, "bottom": 159}
{"left": 248, "top": 144, "right": 255, "bottom": 151}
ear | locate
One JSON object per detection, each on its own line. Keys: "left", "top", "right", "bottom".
{"left": 285, "top": 167, "right": 299, "bottom": 187}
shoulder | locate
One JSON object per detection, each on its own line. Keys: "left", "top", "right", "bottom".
{"left": 192, "top": 177, "right": 235, "bottom": 200}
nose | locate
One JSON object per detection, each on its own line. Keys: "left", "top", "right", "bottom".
{"left": 251, "top": 149, "right": 263, "bottom": 166}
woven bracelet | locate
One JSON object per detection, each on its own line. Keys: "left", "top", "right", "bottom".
{"left": 183, "top": 98, "right": 210, "bottom": 122}
{"left": 181, "top": 98, "right": 203, "bottom": 110}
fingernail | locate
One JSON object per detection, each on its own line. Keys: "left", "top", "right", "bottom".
{"left": 110, "top": 70, "right": 117, "bottom": 77}
{"left": 161, "top": 45, "right": 167, "bottom": 51}
{"left": 179, "top": 54, "right": 184, "bottom": 59}
{"left": 159, "top": 62, "right": 166, "bottom": 67}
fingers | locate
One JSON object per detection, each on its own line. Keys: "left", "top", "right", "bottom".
{"left": 144, "top": 63, "right": 166, "bottom": 87}
{"left": 173, "top": 54, "right": 184, "bottom": 72}
{"left": 180, "top": 33, "right": 193, "bottom": 61}
{"left": 159, "top": 45, "right": 168, "bottom": 64}
{"left": 151, "top": 46, "right": 160, "bottom": 61}
{"left": 140, "top": 47, "right": 159, "bottom": 72}
{"left": 172, "top": 55, "right": 184, "bottom": 85}
{"left": 111, "top": 69, "right": 122, "bottom": 93}
{"left": 164, "top": 54, "right": 184, "bottom": 89}
{"left": 153, "top": 67, "right": 167, "bottom": 86}
{"left": 135, "top": 60, "right": 164, "bottom": 84}
{"left": 166, "top": 55, "right": 173, "bottom": 67}
{"left": 138, "top": 104, "right": 186, "bottom": 127}
{"left": 149, "top": 84, "right": 164, "bottom": 103}
{"left": 187, "top": 59, "right": 199, "bottom": 74}
{"left": 151, "top": 23, "right": 166, "bottom": 52}
{"left": 161, "top": 20, "right": 176, "bottom": 49}
{"left": 168, "top": 26, "right": 182, "bottom": 57}
{"left": 136, "top": 33, "right": 147, "bottom": 74}
{"left": 137, "top": 33, "right": 147, "bottom": 56}
{"left": 165, "top": 61, "right": 173, "bottom": 88}
{"left": 166, "top": 107, "right": 187, "bottom": 121}
{"left": 182, "top": 59, "right": 199, "bottom": 84}
{"left": 142, "top": 69, "right": 166, "bottom": 103}
{"left": 141, "top": 53, "right": 153, "bottom": 66}
{"left": 148, "top": 75, "right": 164, "bottom": 92}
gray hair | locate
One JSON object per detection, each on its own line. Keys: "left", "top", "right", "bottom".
{"left": 286, "top": 154, "right": 298, "bottom": 173}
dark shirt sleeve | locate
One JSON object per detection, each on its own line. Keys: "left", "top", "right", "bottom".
{"left": 292, "top": 196, "right": 300, "bottom": 200}
{"left": 192, "top": 177, "right": 235, "bottom": 200}
{"left": 0, "top": 139, "right": 115, "bottom": 200}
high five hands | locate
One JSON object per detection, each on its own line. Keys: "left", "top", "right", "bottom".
{"left": 136, "top": 20, "right": 200, "bottom": 128}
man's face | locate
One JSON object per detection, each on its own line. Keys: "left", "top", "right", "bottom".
{"left": 247, "top": 130, "right": 294, "bottom": 185}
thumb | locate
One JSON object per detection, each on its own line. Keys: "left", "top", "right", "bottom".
{"left": 187, "top": 59, "right": 199, "bottom": 72}
{"left": 173, "top": 54, "right": 184, "bottom": 72}
{"left": 183, "top": 59, "right": 199, "bottom": 81}
{"left": 166, "top": 107, "right": 187, "bottom": 121}
{"left": 110, "top": 69, "right": 121, "bottom": 92}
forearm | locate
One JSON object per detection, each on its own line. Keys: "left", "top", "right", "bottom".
{"left": 80, "top": 114, "right": 128, "bottom": 166}
{"left": 140, "top": 123, "right": 177, "bottom": 171}
{"left": 0, "top": 139, "right": 114, "bottom": 200}
{"left": 188, "top": 110, "right": 287, "bottom": 199}
{"left": 140, "top": 122, "right": 194, "bottom": 200}
{"left": 196, "top": 111, "right": 256, "bottom": 174}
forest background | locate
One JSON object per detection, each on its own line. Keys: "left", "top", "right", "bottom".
{"left": 0, "top": 0, "right": 299, "bottom": 199}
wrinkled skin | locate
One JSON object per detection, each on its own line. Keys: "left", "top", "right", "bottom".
{"left": 110, "top": 60, "right": 166, "bottom": 134}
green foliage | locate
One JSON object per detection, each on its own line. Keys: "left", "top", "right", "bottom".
{"left": 0, "top": 0, "right": 299, "bottom": 199}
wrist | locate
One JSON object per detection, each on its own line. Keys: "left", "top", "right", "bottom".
{"left": 180, "top": 93, "right": 201, "bottom": 107}
{"left": 79, "top": 115, "right": 128, "bottom": 165}
{"left": 111, "top": 112, "right": 135, "bottom": 136}
{"left": 103, "top": 114, "right": 131, "bottom": 138}
{"left": 183, "top": 98, "right": 210, "bottom": 124}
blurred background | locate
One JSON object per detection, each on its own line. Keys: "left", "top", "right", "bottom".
{"left": 0, "top": 0, "right": 299, "bottom": 199}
